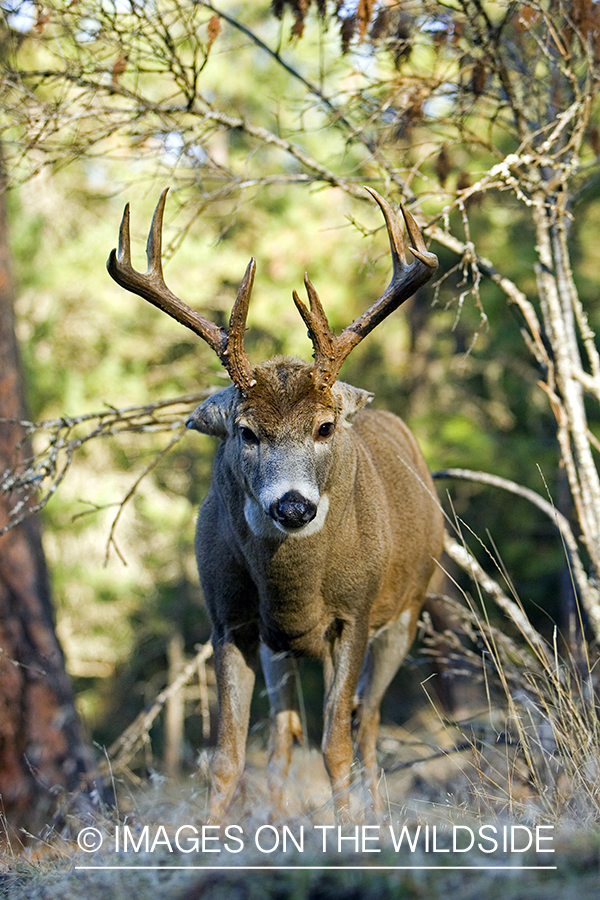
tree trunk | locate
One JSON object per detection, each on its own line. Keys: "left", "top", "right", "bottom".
{"left": 0, "top": 159, "right": 97, "bottom": 841}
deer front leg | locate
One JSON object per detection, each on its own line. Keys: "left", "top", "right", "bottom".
{"left": 322, "top": 619, "right": 369, "bottom": 822}
{"left": 209, "top": 630, "right": 258, "bottom": 821}
{"left": 354, "top": 603, "right": 421, "bottom": 818}
{"left": 260, "top": 645, "right": 303, "bottom": 819}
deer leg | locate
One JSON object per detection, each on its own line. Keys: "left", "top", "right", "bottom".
{"left": 260, "top": 645, "right": 303, "bottom": 818}
{"left": 322, "top": 619, "right": 369, "bottom": 822}
{"left": 353, "top": 604, "right": 421, "bottom": 817}
{"left": 209, "top": 630, "right": 258, "bottom": 821}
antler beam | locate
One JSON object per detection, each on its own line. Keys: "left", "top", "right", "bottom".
{"left": 293, "top": 187, "right": 438, "bottom": 388}
{"left": 106, "top": 189, "right": 256, "bottom": 393}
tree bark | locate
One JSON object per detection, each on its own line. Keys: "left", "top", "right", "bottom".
{"left": 0, "top": 156, "right": 97, "bottom": 840}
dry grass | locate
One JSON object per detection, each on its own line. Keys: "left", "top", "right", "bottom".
{"left": 4, "top": 548, "right": 600, "bottom": 897}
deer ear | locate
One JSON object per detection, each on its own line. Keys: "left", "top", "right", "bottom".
{"left": 331, "top": 381, "right": 373, "bottom": 422}
{"left": 186, "top": 386, "right": 239, "bottom": 438}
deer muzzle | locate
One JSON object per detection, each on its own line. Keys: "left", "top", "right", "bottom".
{"left": 269, "top": 490, "right": 318, "bottom": 529}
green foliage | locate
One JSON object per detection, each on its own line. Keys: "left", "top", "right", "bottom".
{"left": 2, "top": 0, "right": 600, "bottom": 766}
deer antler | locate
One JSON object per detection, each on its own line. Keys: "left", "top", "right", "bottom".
{"left": 106, "top": 188, "right": 257, "bottom": 393}
{"left": 292, "top": 187, "right": 438, "bottom": 389}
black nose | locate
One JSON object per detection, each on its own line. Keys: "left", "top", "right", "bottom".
{"left": 270, "top": 491, "right": 317, "bottom": 529}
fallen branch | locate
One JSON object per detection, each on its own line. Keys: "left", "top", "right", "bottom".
{"left": 436, "top": 467, "right": 600, "bottom": 637}
{"left": 102, "top": 640, "right": 214, "bottom": 775}
{"left": 442, "top": 531, "right": 550, "bottom": 658}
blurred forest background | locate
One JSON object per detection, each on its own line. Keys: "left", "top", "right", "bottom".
{"left": 3, "top": 0, "right": 600, "bottom": 837}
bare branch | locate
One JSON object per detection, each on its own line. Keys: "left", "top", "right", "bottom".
{"left": 443, "top": 531, "right": 550, "bottom": 658}
{"left": 436, "top": 467, "right": 600, "bottom": 634}
{"left": 0, "top": 392, "right": 212, "bottom": 537}
{"left": 102, "top": 641, "right": 214, "bottom": 774}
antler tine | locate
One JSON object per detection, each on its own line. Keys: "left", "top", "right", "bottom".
{"left": 107, "top": 190, "right": 260, "bottom": 392}
{"left": 225, "top": 258, "right": 258, "bottom": 392}
{"left": 117, "top": 199, "right": 133, "bottom": 267}
{"left": 293, "top": 275, "right": 338, "bottom": 384}
{"left": 300, "top": 187, "right": 438, "bottom": 389}
{"left": 145, "top": 186, "right": 167, "bottom": 279}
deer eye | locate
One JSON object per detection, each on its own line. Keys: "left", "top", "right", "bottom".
{"left": 240, "top": 426, "right": 259, "bottom": 445}
{"left": 316, "top": 421, "right": 335, "bottom": 440}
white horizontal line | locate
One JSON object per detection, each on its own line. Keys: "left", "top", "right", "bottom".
{"left": 75, "top": 865, "right": 558, "bottom": 871}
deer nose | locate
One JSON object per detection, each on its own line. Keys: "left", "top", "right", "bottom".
{"left": 270, "top": 491, "right": 318, "bottom": 529}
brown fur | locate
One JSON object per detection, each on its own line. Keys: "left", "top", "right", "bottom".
{"left": 188, "top": 358, "right": 444, "bottom": 820}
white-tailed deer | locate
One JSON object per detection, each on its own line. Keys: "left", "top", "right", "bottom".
{"left": 107, "top": 187, "right": 444, "bottom": 820}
